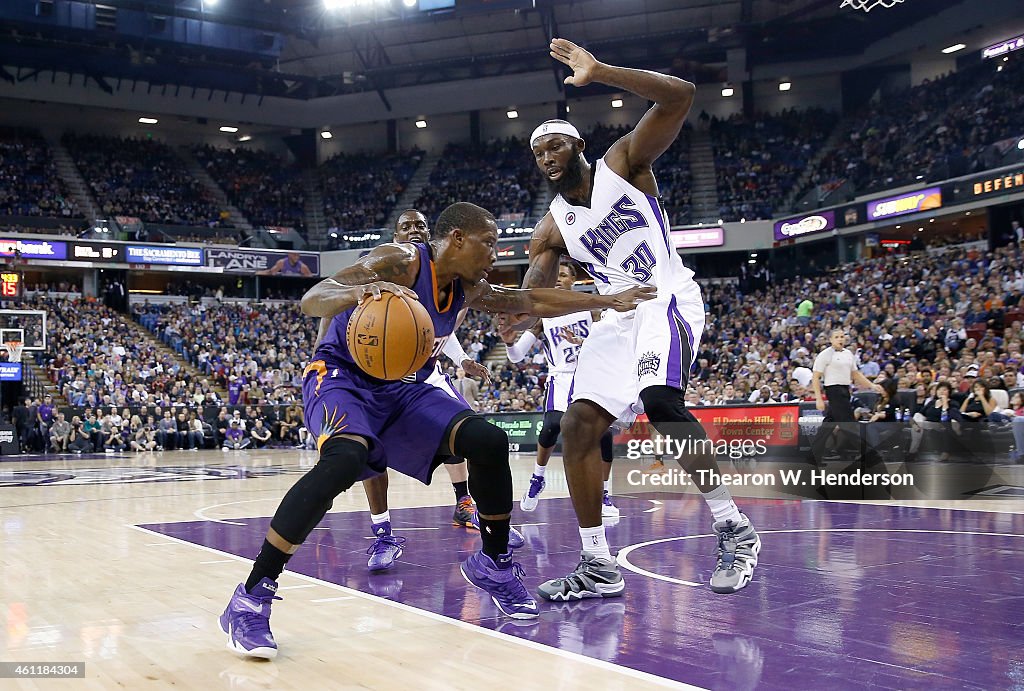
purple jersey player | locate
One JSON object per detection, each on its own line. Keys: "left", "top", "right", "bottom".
{"left": 219, "top": 201, "right": 653, "bottom": 659}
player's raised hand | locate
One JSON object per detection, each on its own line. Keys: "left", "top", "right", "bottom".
{"left": 550, "top": 38, "right": 599, "bottom": 87}
{"left": 461, "top": 359, "right": 491, "bottom": 384}
{"left": 608, "top": 286, "right": 656, "bottom": 312}
{"left": 358, "top": 281, "right": 418, "bottom": 301}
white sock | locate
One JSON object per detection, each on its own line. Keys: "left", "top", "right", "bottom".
{"left": 533, "top": 463, "right": 547, "bottom": 478}
{"left": 370, "top": 510, "right": 391, "bottom": 526}
{"left": 702, "top": 485, "right": 742, "bottom": 524}
{"left": 579, "top": 525, "right": 611, "bottom": 561}
{"left": 603, "top": 480, "right": 611, "bottom": 494}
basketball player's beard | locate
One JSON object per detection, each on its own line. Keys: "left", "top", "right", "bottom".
{"left": 547, "top": 154, "right": 586, "bottom": 197}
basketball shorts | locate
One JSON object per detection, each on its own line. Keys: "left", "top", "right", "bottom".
{"left": 302, "top": 359, "right": 472, "bottom": 484}
{"left": 543, "top": 372, "right": 573, "bottom": 413}
{"left": 569, "top": 281, "right": 706, "bottom": 427}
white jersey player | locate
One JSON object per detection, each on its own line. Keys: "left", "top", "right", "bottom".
{"left": 501, "top": 262, "right": 617, "bottom": 517}
{"left": 521, "top": 38, "right": 760, "bottom": 601}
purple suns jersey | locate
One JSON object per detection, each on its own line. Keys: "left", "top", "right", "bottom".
{"left": 314, "top": 243, "right": 466, "bottom": 383}
{"left": 280, "top": 257, "right": 305, "bottom": 275}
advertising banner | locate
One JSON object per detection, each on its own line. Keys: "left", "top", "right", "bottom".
{"left": 982, "top": 34, "right": 1024, "bottom": 59}
{"left": 205, "top": 248, "right": 320, "bottom": 277}
{"left": 0, "top": 362, "right": 23, "bottom": 381}
{"left": 482, "top": 411, "right": 543, "bottom": 453}
{"left": 773, "top": 211, "right": 836, "bottom": 241}
{"left": 961, "top": 167, "right": 1024, "bottom": 200}
{"left": 70, "top": 241, "right": 125, "bottom": 262}
{"left": 0, "top": 239, "right": 67, "bottom": 260}
{"left": 866, "top": 188, "right": 942, "bottom": 220}
{"left": 495, "top": 241, "right": 531, "bottom": 261}
{"left": 613, "top": 405, "right": 801, "bottom": 448}
{"left": 670, "top": 227, "right": 725, "bottom": 249}
{"left": 126, "top": 245, "right": 204, "bottom": 266}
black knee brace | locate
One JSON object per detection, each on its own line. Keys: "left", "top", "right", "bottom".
{"left": 600, "top": 427, "right": 614, "bottom": 462}
{"left": 538, "top": 410, "right": 563, "bottom": 448}
{"left": 454, "top": 416, "right": 512, "bottom": 516}
{"left": 270, "top": 437, "right": 368, "bottom": 545}
{"left": 640, "top": 385, "right": 708, "bottom": 440}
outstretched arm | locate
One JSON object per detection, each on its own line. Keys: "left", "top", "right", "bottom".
{"left": 467, "top": 281, "right": 655, "bottom": 318}
{"left": 550, "top": 37, "right": 694, "bottom": 184}
{"left": 299, "top": 243, "right": 418, "bottom": 319}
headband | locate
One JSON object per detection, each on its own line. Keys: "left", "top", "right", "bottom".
{"left": 530, "top": 121, "right": 581, "bottom": 147}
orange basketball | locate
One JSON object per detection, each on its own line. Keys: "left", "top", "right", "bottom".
{"left": 346, "top": 292, "right": 435, "bottom": 380}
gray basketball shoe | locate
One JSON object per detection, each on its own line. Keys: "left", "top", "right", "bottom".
{"left": 536, "top": 551, "right": 625, "bottom": 601}
{"left": 709, "top": 513, "right": 761, "bottom": 594}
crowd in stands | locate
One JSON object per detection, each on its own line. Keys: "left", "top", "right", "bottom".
{"left": 0, "top": 222, "right": 86, "bottom": 237}
{"left": 31, "top": 296, "right": 223, "bottom": 411}
{"left": 13, "top": 396, "right": 306, "bottom": 454}
{"left": 799, "top": 59, "right": 1023, "bottom": 203}
{"left": 710, "top": 108, "right": 837, "bottom": 221}
{"left": 133, "top": 300, "right": 315, "bottom": 408}
{"left": 321, "top": 148, "right": 422, "bottom": 235}
{"left": 64, "top": 134, "right": 226, "bottom": 227}
{"left": 415, "top": 138, "right": 539, "bottom": 223}
{"left": 0, "top": 128, "right": 80, "bottom": 219}
{"left": 195, "top": 146, "right": 305, "bottom": 231}
{"left": 893, "top": 57, "right": 1024, "bottom": 190}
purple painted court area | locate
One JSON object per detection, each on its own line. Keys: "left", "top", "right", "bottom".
{"left": 141, "top": 498, "right": 1024, "bottom": 689}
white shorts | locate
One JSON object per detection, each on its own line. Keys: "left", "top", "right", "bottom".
{"left": 569, "top": 282, "right": 706, "bottom": 427}
{"left": 543, "top": 372, "right": 573, "bottom": 413}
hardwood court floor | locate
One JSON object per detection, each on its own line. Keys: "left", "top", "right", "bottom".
{"left": 1, "top": 449, "right": 1023, "bottom": 690}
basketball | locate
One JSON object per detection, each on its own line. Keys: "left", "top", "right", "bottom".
{"left": 346, "top": 292, "right": 435, "bottom": 380}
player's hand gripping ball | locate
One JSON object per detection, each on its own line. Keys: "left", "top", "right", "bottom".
{"left": 346, "top": 291, "right": 435, "bottom": 380}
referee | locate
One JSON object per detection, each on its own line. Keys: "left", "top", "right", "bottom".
{"left": 811, "top": 329, "right": 881, "bottom": 462}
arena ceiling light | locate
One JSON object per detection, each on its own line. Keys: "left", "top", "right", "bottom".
{"left": 237, "top": 135, "right": 252, "bottom": 142}
{"left": 402, "top": 0, "right": 417, "bottom": 6}
{"left": 138, "top": 117, "right": 158, "bottom": 124}
{"left": 219, "top": 126, "right": 238, "bottom": 133}
{"left": 1017, "top": 137, "right": 1024, "bottom": 150}
{"left": 506, "top": 109, "right": 519, "bottom": 119}
{"left": 778, "top": 80, "right": 792, "bottom": 92}
{"left": 721, "top": 85, "right": 734, "bottom": 97}
{"left": 611, "top": 98, "right": 624, "bottom": 108}
{"left": 415, "top": 119, "right": 427, "bottom": 128}
{"left": 941, "top": 43, "right": 966, "bottom": 54}
{"left": 320, "top": 130, "right": 333, "bottom": 139}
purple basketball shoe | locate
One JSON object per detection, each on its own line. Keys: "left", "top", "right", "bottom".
{"left": 460, "top": 551, "right": 539, "bottom": 619}
{"left": 219, "top": 578, "right": 281, "bottom": 659}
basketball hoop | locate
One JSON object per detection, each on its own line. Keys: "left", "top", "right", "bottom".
{"left": 840, "top": 0, "right": 904, "bottom": 11}
{"left": 3, "top": 340, "right": 23, "bottom": 363}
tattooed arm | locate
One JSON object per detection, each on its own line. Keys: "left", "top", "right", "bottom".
{"left": 299, "top": 243, "right": 419, "bottom": 319}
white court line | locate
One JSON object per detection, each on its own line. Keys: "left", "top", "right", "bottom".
{"left": 278, "top": 584, "right": 317, "bottom": 591}
{"left": 193, "top": 498, "right": 272, "bottom": 526}
{"left": 200, "top": 559, "right": 235, "bottom": 564}
{"left": 617, "top": 528, "right": 1024, "bottom": 588}
{"left": 126, "top": 523, "right": 703, "bottom": 691}
{"left": 145, "top": 542, "right": 180, "bottom": 547}
{"left": 311, "top": 596, "right": 356, "bottom": 603}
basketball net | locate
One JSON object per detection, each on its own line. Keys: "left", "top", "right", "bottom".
{"left": 840, "top": 0, "right": 904, "bottom": 11}
{"left": 3, "top": 340, "right": 23, "bottom": 363}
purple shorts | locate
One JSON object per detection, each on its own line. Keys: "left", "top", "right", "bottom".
{"left": 302, "top": 359, "right": 472, "bottom": 484}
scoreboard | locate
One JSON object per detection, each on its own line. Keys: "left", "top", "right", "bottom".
{"left": 0, "top": 272, "right": 21, "bottom": 299}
